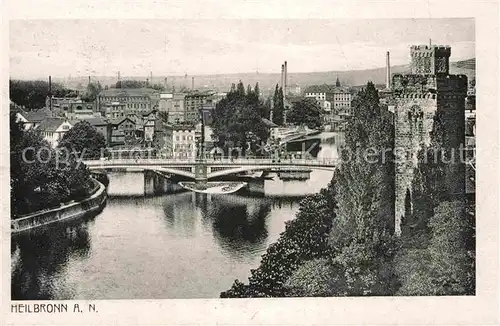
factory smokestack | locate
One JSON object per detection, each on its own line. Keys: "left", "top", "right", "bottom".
{"left": 284, "top": 61, "right": 287, "bottom": 96}
{"left": 48, "top": 75, "right": 52, "bottom": 111}
{"left": 192, "top": 77, "right": 194, "bottom": 90}
{"left": 281, "top": 64, "right": 285, "bottom": 90}
{"left": 386, "top": 51, "right": 391, "bottom": 89}
{"left": 164, "top": 77, "right": 168, "bottom": 90}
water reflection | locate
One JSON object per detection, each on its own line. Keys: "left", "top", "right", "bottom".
{"left": 11, "top": 133, "right": 339, "bottom": 299}
{"left": 11, "top": 218, "right": 93, "bottom": 300}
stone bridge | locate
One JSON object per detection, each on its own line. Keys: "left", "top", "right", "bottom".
{"left": 83, "top": 158, "right": 338, "bottom": 181}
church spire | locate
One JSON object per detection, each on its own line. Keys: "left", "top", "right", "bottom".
{"left": 335, "top": 76, "right": 340, "bottom": 87}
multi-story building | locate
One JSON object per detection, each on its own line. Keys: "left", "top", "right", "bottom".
{"left": 97, "top": 88, "right": 155, "bottom": 117}
{"left": 392, "top": 44, "right": 467, "bottom": 236}
{"left": 163, "top": 124, "right": 197, "bottom": 159}
{"left": 184, "top": 91, "right": 214, "bottom": 123}
{"left": 304, "top": 80, "right": 352, "bottom": 114}
{"left": 66, "top": 100, "right": 97, "bottom": 120}
{"left": 111, "top": 117, "right": 137, "bottom": 144}
{"left": 45, "top": 96, "right": 79, "bottom": 114}
{"left": 156, "top": 93, "right": 186, "bottom": 124}
{"left": 101, "top": 101, "right": 127, "bottom": 119}
{"left": 37, "top": 117, "right": 73, "bottom": 147}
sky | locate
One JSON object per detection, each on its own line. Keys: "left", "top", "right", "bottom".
{"left": 9, "top": 18, "right": 475, "bottom": 79}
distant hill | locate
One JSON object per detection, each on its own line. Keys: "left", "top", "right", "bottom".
{"left": 48, "top": 58, "right": 476, "bottom": 97}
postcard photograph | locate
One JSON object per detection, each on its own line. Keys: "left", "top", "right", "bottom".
{"left": 8, "top": 17, "right": 478, "bottom": 305}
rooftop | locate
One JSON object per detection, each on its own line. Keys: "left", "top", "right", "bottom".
{"left": 304, "top": 84, "right": 351, "bottom": 94}
{"left": 37, "top": 117, "right": 70, "bottom": 132}
{"left": 21, "top": 110, "right": 50, "bottom": 122}
{"left": 99, "top": 88, "right": 157, "bottom": 97}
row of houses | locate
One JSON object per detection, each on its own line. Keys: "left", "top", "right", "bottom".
{"left": 15, "top": 107, "right": 158, "bottom": 148}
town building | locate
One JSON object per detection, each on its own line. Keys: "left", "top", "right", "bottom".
{"left": 102, "top": 101, "right": 127, "bottom": 119}
{"left": 184, "top": 90, "right": 215, "bottom": 123}
{"left": 97, "top": 88, "right": 156, "bottom": 117}
{"left": 163, "top": 123, "right": 197, "bottom": 159}
{"left": 304, "top": 79, "right": 352, "bottom": 130}
{"left": 156, "top": 93, "right": 186, "bottom": 124}
{"left": 37, "top": 117, "right": 73, "bottom": 147}
{"left": 392, "top": 44, "right": 468, "bottom": 236}
{"left": 304, "top": 80, "right": 352, "bottom": 113}
{"left": 15, "top": 110, "right": 50, "bottom": 130}
{"left": 45, "top": 96, "right": 80, "bottom": 115}
{"left": 142, "top": 110, "right": 157, "bottom": 143}
{"left": 288, "top": 84, "right": 301, "bottom": 96}
{"left": 66, "top": 100, "right": 97, "bottom": 120}
{"left": 110, "top": 116, "right": 137, "bottom": 145}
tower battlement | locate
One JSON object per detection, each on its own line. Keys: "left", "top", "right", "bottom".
{"left": 392, "top": 74, "right": 467, "bottom": 94}
{"left": 410, "top": 44, "right": 451, "bottom": 75}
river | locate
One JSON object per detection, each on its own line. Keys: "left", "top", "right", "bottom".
{"left": 11, "top": 132, "right": 342, "bottom": 300}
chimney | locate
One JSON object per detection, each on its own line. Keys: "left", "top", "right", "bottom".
{"left": 118, "top": 71, "right": 121, "bottom": 82}
{"left": 386, "top": 51, "right": 391, "bottom": 90}
{"left": 88, "top": 76, "right": 91, "bottom": 85}
{"left": 284, "top": 61, "right": 288, "bottom": 95}
{"left": 192, "top": 77, "right": 194, "bottom": 90}
{"left": 281, "top": 64, "right": 285, "bottom": 90}
{"left": 164, "top": 77, "right": 168, "bottom": 90}
{"left": 48, "top": 75, "right": 52, "bottom": 111}
{"left": 150, "top": 71, "right": 153, "bottom": 84}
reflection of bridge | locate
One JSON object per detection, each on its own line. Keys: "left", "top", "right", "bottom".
{"left": 84, "top": 158, "right": 338, "bottom": 181}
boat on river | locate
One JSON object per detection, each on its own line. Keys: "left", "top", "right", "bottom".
{"left": 178, "top": 181, "right": 247, "bottom": 194}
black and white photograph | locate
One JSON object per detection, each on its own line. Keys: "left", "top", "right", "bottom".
{"left": 3, "top": 1, "right": 499, "bottom": 325}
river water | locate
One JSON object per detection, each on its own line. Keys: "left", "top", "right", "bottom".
{"left": 11, "top": 132, "right": 341, "bottom": 300}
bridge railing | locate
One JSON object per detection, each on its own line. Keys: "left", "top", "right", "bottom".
{"left": 83, "top": 157, "right": 339, "bottom": 167}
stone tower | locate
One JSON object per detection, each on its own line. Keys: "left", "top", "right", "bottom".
{"left": 392, "top": 44, "right": 467, "bottom": 236}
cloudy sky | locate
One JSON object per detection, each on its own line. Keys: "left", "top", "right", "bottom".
{"left": 10, "top": 18, "right": 475, "bottom": 78}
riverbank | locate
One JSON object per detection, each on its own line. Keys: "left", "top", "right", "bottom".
{"left": 11, "top": 179, "right": 107, "bottom": 235}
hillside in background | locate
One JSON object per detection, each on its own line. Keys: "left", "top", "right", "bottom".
{"left": 44, "top": 58, "right": 475, "bottom": 97}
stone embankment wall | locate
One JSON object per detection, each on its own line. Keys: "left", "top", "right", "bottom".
{"left": 11, "top": 179, "right": 107, "bottom": 235}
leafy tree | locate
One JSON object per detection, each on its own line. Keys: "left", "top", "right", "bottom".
{"left": 81, "top": 82, "right": 102, "bottom": 103}
{"left": 10, "top": 112, "right": 92, "bottom": 216}
{"left": 286, "top": 97, "right": 323, "bottom": 129}
{"left": 58, "top": 121, "right": 106, "bottom": 159}
{"left": 284, "top": 258, "right": 341, "bottom": 297}
{"left": 395, "top": 201, "right": 475, "bottom": 295}
{"left": 211, "top": 81, "right": 270, "bottom": 155}
{"left": 10, "top": 79, "right": 76, "bottom": 109}
{"left": 221, "top": 183, "right": 336, "bottom": 298}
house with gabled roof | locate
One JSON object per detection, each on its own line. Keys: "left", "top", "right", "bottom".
{"left": 37, "top": 117, "right": 73, "bottom": 147}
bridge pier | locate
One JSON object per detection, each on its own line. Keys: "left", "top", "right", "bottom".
{"left": 194, "top": 163, "right": 208, "bottom": 185}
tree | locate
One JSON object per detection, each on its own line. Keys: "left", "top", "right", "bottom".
{"left": 10, "top": 79, "right": 76, "bottom": 109}
{"left": 81, "top": 82, "right": 102, "bottom": 103}
{"left": 286, "top": 97, "right": 323, "bottom": 129}
{"left": 272, "top": 84, "right": 284, "bottom": 126}
{"left": 211, "top": 81, "right": 270, "bottom": 156}
{"left": 221, "top": 183, "right": 336, "bottom": 298}
{"left": 254, "top": 82, "right": 260, "bottom": 99}
{"left": 10, "top": 112, "right": 92, "bottom": 216}
{"left": 395, "top": 201, "right": 475, "bottom": 295}
{"left": 58, "top": 121, "right": 106, "bottom": 159}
